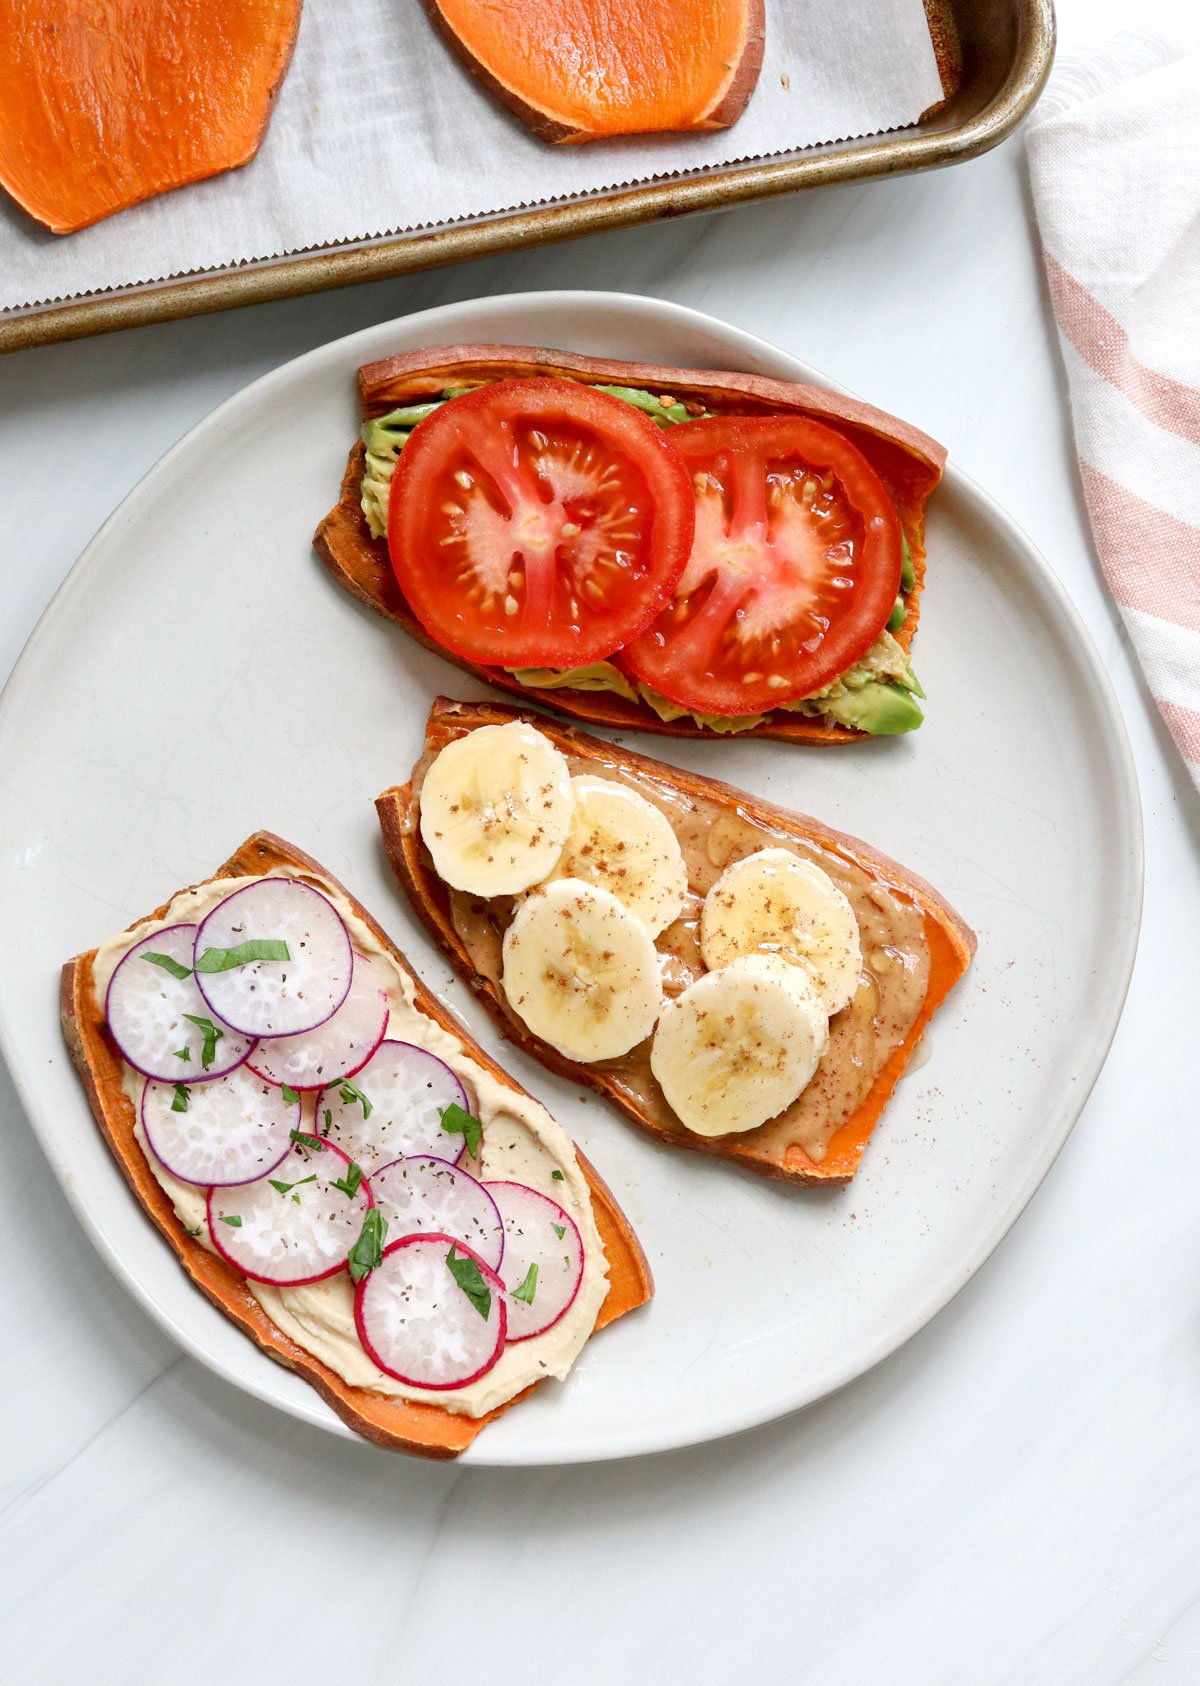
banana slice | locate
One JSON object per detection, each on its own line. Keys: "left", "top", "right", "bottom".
{"left": 650, "top": 953, "right": 829, "bottom": 1137}
{"left": 541, "top": 775, "right": 688, "bottom": 938}
{"left": 502, "top": 877, "right": 662, "bottom": 1063}
{"left": 419, "top": 722, "right": 574, "bottom": 896}
{"left": 700, "top": 847, "right": 862, "bottom": 1015}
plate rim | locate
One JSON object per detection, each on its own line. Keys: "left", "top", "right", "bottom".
{"left": 0, "top": 289, "right": 1144, "bottom": 1465}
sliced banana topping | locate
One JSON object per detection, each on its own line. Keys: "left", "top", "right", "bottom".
{"left": 700, "top": 846, "right": 862, "bottom": 1015}
{"left": 501, "top": 878, "right": 663, "bottom": 1063}
{"left": 542, "top": 775, "right": 688, "bottom": 938}
{"left": 419, "top": 721, "right": 574, "bottom": 896}
{"left": 419, "top": 726, "right": 854, "bottom": 1129}
{"left": 650, "top": 953, "right": 830, "bottom": 1137}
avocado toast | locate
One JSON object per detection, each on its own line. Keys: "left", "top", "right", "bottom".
{"left": 315, "top": 343, "right": 946, "bottom": 743}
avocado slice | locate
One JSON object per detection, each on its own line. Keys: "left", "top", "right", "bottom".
{"left": 828, "top": 680, "right": 924, "bottom": 735}
{"left": 360, "top": 402, "right": 443, "bottom": 453}
{"left": 592, "top": 385, "right": 694, "bottom": 427}
{"left": 508, "top": 661, "right": 640, "bottom": 702}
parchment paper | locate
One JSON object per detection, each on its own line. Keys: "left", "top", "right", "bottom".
{"left": 0, "top": 0, "right": 942, "bottom": 312}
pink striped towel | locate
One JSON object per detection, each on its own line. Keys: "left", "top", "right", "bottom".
{"left": 1026, "top": 31, "right": 1200, "bottom": 785}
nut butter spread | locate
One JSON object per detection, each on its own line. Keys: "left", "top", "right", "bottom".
{"left": 413, "top": 747, "right": 930, "bottom": 1168}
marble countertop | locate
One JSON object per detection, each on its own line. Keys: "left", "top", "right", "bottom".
{"left": 2, "top": 2, "right": 1197, "bottom": 1680}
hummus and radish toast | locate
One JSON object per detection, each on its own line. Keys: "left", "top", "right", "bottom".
{"left": 377, "top": 700, "right": 976, "bottom": 1186}
{"left": 61, "top": 831, "right": 652, "bottom": 1459}
{"left": 313, "top": 343, "right": 946, "bottom": 745}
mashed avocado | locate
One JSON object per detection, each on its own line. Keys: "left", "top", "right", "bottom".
{"left": 360, "top": 385, "right": 925, "bottom": 736}
{"left": 509, "top": 629, "right": 924, "bottom": 736}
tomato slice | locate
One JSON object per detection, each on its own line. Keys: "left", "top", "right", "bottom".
{"left": 622, "top": 416, "right": 903, "bottom": 715}
{"left": 387, "top": 378, "right": 694, "bottom": 669}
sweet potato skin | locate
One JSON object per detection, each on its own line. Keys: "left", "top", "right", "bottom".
{"left": 379, "top": 700, "right": 977, "bottom": 1187}
{"left": 61, "top": 830, "right": 652, "bottom": 1458}
{"left": 0, "top": 0, "right": 301, "bottom": 234}
{"left": 313, "top": 343, "right": 944, "bottom": 746}
{"left": 423, "top": 0, "right": 766, "bottom": 143}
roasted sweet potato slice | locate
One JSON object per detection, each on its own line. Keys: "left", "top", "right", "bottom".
{"left": 425, "top": 0, "right": 766, "bottom": 142}
{"left": 379, "top": 700, "right": 976, "bottom": 1187}
{"left": 61, "top": 831, "right": 652, "bottom": 1458}
{"left": 0, "top": 0, "right": 301, "bottom": 234}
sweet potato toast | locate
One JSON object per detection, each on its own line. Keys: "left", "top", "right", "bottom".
{"left": 378, "top": 699, "right": 976, "bottom": 1186}
{"left": 61, "top": 830, "right": 652, "bottom": 1458}
{"left": 424, "top": 0, "right": 766, "bottom": 143}
{"left": 313, "top": 343, "right": 946, "bottom": 747}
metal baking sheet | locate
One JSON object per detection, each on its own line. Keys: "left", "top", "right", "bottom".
{"left": 0, "top": 0, "right": 1053, "bottom": 354}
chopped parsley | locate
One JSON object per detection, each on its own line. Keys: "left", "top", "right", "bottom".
{"left": 337, "top": 1079, "right": 372, "bottom": 1120}
{"left": 194, "top": 938, "right": 291, "bottom": 973}
{"left": 142, "top": 951, "right": 192, "bottom": 980}
{"left": 551, "top": 1169, "right": 564, "bottom": 1182}
{"left": 170, "top": 1083, "right": 189, "bottom": 1114}
{"left": 268, "top": 1173, "right": 317, "bottom": 1195}
{"left": 512, "top": 1263, "right": 538, "bottom": 1305}
{"left": 181, "top": 1013, "right": 224, "bottom": 1071}
{"left": 331, "top": 1161, "right": 364, "bottom": 1200}
{"left": 446, "top": 1244, "right": 491, "bottom": 1319}
{"left": 220, "top": 1214, "right": 242, "bottom": 1228}
{"left": 289, "top": 1129, "right": 325, "bottom": 1156}
{"left": 348, "top": 1208, "right": 387, "bottom": 1281}
{"left": 320, "top": 1108, "right": 332, "bottom": 1136}
{"left": 439, "top": 1101, "right": 482, "bottom": 1160}
{"left": 281, "top": 1084, "right": 300, "bottom": 1106}
{"left": 173, "top": 1046, "right": 191, "bottom": 1063}
{"left": 552, "top": 1223, "right": 566, "bottom": 1240}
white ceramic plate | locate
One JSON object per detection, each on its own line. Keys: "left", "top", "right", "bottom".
{"left": 0, "top": 293, "right": 1141, "bottom": 1465}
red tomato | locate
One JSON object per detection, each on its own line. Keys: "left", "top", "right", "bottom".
{"left": 622, "top": 416, "right": 903, "bottom": 715}
{"left": 387, "top": 379, "right": 694, "bottom": 669}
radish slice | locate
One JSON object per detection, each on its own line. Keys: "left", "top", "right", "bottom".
{"left": 208, "top": 1139, "right": 371, "bottom": 1285}
{"left": 486, "top": 1181, "right": 585, "bottom": 1343}
{"left": 245, "top": 952, "right": 390, "bottom": 1091}
{"left": 355, "top": 1234, "right": 506, "bottom": 1389}
{"left": 370, "top": 1156, "right": 504, "bottom": 1270}
{"left": 141, "top": 1066, "right": 298, "bottom": 1187}
{"left": 105, "top": 923, "right": 253, "bottom": 1082}
{"left": 194, "top": 878, "right": 352, "bottom": 1039}
{"left": 317, "top": 1040, "right": 469, "bottom": 1173}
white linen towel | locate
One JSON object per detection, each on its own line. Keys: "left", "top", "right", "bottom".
{"left": 1026, "top": 31, "right": 1200, "bottom": 786}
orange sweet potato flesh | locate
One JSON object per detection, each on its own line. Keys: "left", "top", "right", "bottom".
{"left": 425, "top": 0, "right": 766, "bottom": 141}
{"left": 0, "top": 1, "right": 301, "bottom": 234}
{"left": 379, "top": 699, "right": 976, "bottom": 1187}
{"left": 61, "top": 831, "right": 653, "bottom": 1459}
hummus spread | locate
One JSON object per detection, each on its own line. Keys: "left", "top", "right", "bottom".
{"left": 421, "top": 748, "right": 931, "bottom": 1168}
{"left": 93, "top": 869, "right": 608, "bottom": 1417}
